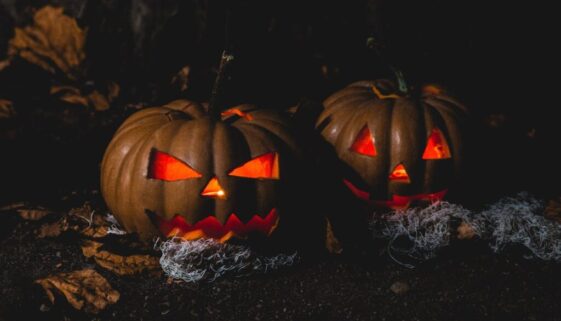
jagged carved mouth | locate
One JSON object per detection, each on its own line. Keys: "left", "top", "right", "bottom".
{"left": 147, "top": 208, "right": 279, "bottom": 242}
{"left": 343, "top": 179, "right": 447, "bottom": 210}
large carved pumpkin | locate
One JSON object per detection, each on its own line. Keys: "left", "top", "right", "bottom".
{"left": 101, "top": 100, "right": 302, "bottom": 241}
{"left": 316, "top": 79, "right": 468, "bottom": 210}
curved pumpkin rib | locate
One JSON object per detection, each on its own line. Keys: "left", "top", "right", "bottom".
{"left": 324, "top": 89, "right": 372, "bottom": 112}
{"left": 226, "top": 125, "right": 276, "bottom": 218}
{"left": 110, "top": 109, "right": 178, "bottom": 144}
{"left": 427, "top": 100, "right": 466, "bottom": 178}
{"left": 421, "top": 102, "right": 450, "bottom": 193}
{"left": 114, "top": 123, "right": 163, "bottom": 232}
{"left": 323, "top": 84, "right": 368, "bottom": 107}
{"left": 237, "top": 119, "right": 299, "bottom": 156}
{"left": 319, "top": 98, "right": 371, "bottom": 143}
{"left": 333, "top": 99, "right": 378, "bottom": 156}
{"left": 161, "top": 99, "right": 206, "bottom": 116}
{"left": 102, "top": 120, "right": 165, "bottom": 209}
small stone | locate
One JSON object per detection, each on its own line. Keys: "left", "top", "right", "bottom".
{"left": 390, "top": 281, "right": 410, "bottom": 295}
{"left": 457, "top": 222, "right": 476, "bottom": 240}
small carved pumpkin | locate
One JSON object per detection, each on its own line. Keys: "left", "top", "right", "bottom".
{"left": 101, "top": 100, "right": 302, "bottom": 241}
{"left": 316, "top": 80, "right": 468, "bottom": 209}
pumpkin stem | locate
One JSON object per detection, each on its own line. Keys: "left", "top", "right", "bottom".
{"left": 208, "top": 50, "right": 235, "bottom": 120}
{"left": 366, "top": 36, "right": 409, "bottom": 95}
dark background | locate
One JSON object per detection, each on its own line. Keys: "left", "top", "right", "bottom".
{"left": 0, "top": 0, "right": 557, "bottom": 206}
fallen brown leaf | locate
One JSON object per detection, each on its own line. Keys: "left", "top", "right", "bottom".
{"left": 51, "top": 85, "right": 88, "bottom": 107}
{"left": 0, "top": 99, "right": 15, "bottom": 119}
{"left": 17, "top": 208, "right": 53, "bottom": 221}
{"left": 325, "top": 218, "right": 343, "bottom": 254}
{"left": 36, "top": 269, "right": 119, "bottom": 314}
{"left": 545, "top": 197, "right": 561, "bottom": 223}
{"left": 81, "top": 241, "right": 161, "bottom": 276}
{"left": 0, "top": 59, "right": 10, "bottom": 71}
{"left": 81, "top": 225, "right": 109, "bottom": 238}
{"left": 171, "top": 65, "right": 191, "bottom": 92}
{"left": 37, "top": 221, "right": 65, "bottom": 238}
{"left": 0, "top": 202, "right": 26, "bottom": 211}
{"left": 81, "top": 240, "right": 103, "bottom": 258}
{"left": 88, "top": 90, "right": 110, "bottom": 111}
{"left": 50, "top": 82, "right": 119, "bottom": 111}
{"left": 8, "top": 6, "right": 86, "bottom": 80}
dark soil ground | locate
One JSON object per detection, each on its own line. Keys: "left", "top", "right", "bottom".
{"left": 2, "top": 203, "right": 561, "bottom": 321}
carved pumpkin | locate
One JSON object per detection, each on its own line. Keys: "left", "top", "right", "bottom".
{"left": 101, "top": 100, "right": 302, "bottom": 241}
{"left": 316, "top": 80, "right": 467, "bottom": 210}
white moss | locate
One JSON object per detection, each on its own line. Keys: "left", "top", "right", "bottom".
{"left": 373, "top": 193, "right": 561, "bottom": 264}
{"left": 158, "top": 238, "right": 298, "bottom": 283}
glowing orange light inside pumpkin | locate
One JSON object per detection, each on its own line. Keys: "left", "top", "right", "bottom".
{"left": 221, "top": 108, "right": 254, "bottom": 120}
{"left": 389, "top": 163, "right": 410, "bottom": 183}
{"left": 149, "top": 150, "right": 202, "bottom": 181}
{"left": 422, "top": 128, "right": 452, "bottom": 160}
{"left": 350, "top": 125, "right": 377, "bottom": 157}
{"left": 422, "top": 84, "right": 443, "bottom": 96}
{"left": 229, "top": 152, "right": 280, "bottom": 179}
{"left": 201, "top": 177, "right": 226, "bottom": 199}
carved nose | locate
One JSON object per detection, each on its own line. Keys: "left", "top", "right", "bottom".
{"left": 201, "top": 177, "right": 226, "bottom": 199}
{"left": 389, "top": 163, "right": 410, "bottom": 183}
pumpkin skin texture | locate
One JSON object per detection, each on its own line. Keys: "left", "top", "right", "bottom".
{"left": 316, "top": 80, "right": 467, "bottom": 209}
{"left": 101, "top": 100, "right": 302, "bottom": 241}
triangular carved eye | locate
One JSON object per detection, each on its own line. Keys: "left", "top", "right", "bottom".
{"left": 149, "top": 150, "right": 202, "bottom": 181}
{"left": 229, "top": 152, "right": 280, "bottom": 179}
{"left": 422, "top": 128, "right": 452, "bottom": 160}
{"left": 350, "top": 125, "right": 377, "bottom": 157}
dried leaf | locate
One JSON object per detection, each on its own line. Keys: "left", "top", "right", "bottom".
{"left": 0, "top": 202, "right": 25, "bottom": 211}
{"left": 50, "top": 83, "right": 118, "bottom": 110}
{"left": 8, "top": 6, "right": 86, "bottom": 80}
{"left": 325, "top": 218, "right": 343, "bottom": 254}
{"left": 36, "top": 269, "right": 119, "bottom": 314}
{"left": 171, "top": 65, "right": 191, "bottom": 92}
{"left": 81, "top": 240, "right": 103, "bottom": 258}
{"left": 107, "top": 82, "right": 120, "bottom": 101}
{"left": 80, "top": 225, "right": 108, "bottom": 238}
{"left": 0, "top": 59, "right": 11, "bottom": 71}
{"left": 81, "top": 241, "right": 161, "bottom": 276}
{"left": 0, "top": 99, "right": 16, "bottom": 119}
{"left": 51, "top": 85, "right": 88, "bottom": 107}
{"left": 17, "top": 208, "right": 52, "bottom": 220}
{"left": 37, "top": 221, "right": 65, "bottom": 238}
{"left": 545, "top": 197, "right": 561, "bottom": 223}
{"left": 88, "top": 90, "right": 110, "bottom": 111}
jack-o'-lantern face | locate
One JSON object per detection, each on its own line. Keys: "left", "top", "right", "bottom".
{"left": 317, "top": 80, "right": 467, "bottom": 210}
{"left": 146, "top": 150, "right": 281, "bottom": 242}
{"left": 101, "top": 101, "right": 301, "bottom": 241}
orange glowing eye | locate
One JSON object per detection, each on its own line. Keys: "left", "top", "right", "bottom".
{"left": 149, "top": 150, "right": 202, "bottom": 181}
{"left": 229, "top": 152, "right": 280, "bottom": 179}
{"left": 422, "top": 128, "right": 452, "bottom": 160}
{"left": 350, "top": 125, "right": 377, "bottom": 157}
{"left": 389, "top": 163, "right": 410, "bottom": 183}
